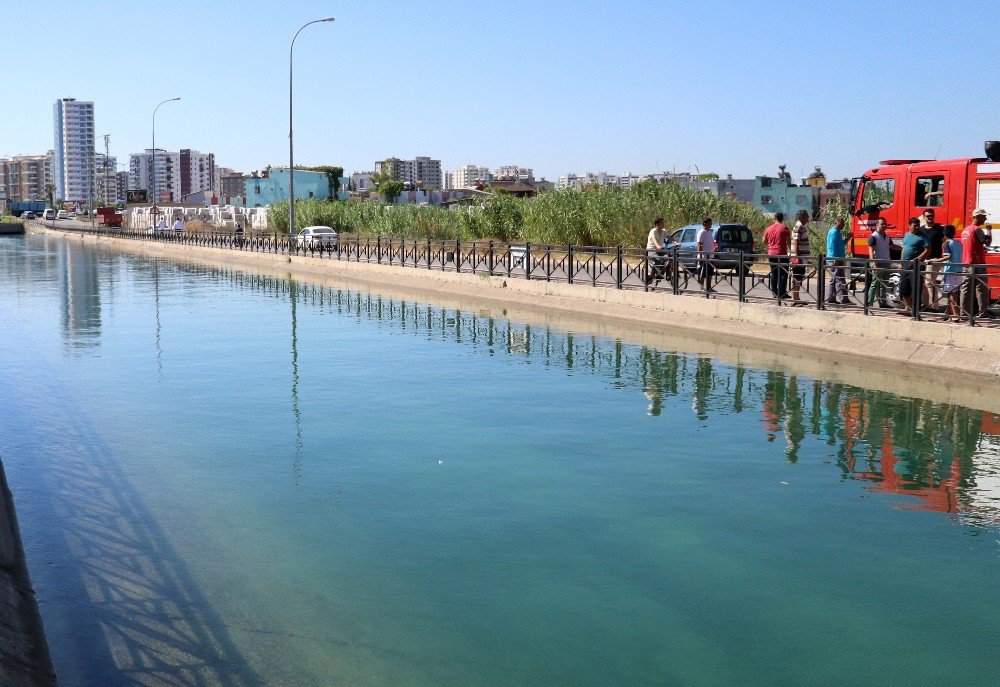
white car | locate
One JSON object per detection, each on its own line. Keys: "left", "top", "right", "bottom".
{"left": 296, "top": 225, "right": 339, "bottom": 248}
{"left": 56, "top": 210, "right": 69, "bottom": 220}
{"left": 43, "top": 209, "right": 56, "bottom": 220}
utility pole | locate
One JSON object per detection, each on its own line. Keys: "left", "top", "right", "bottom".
{"left": 104, "top": 134, "right": 111, "bottom": 206}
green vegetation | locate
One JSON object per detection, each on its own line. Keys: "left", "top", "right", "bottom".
{"left": 269, "top": 180, "right": 772, "bottom": 245}
{"left": 301, "top": 165, "right": 344, "bottom": 197}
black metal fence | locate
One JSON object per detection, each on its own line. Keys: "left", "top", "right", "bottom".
{"left": 62, "top": 225, "right": 1000, "bottom": 326}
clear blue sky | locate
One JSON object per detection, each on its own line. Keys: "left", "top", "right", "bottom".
{"left": 3, "top": 0, "right": 998, "bottom": 182}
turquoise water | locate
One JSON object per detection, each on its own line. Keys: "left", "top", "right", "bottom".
{"left": 1, "top": 233, "right": 999, "bottom": 686}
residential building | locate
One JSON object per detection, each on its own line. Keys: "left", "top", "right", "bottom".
{"left": 94, "top": 153, "right": 118, "bottom": 204}
{"left": 180, "top": 149, "right": 215, "bottom": 200}
{"left": 129, "top": 149, "right": 181, "bottom": 202}
{"left": 2, "top": 154, "right": 55, "bottom": 202}
{"left": 115, "top": 171, "right": 129, "bottom": 203}
{"left": 446, "top": 164, "right": 491, "bottom": 190}
{"left": 244, "top": 168, "right": 347, "bottom": 208}
{"left": 350, "top": 171, "right": 375, "bottom": 193}
{"left": 375, "top": 156, "right": 443, "bottom": 189}
{"left": 213, "top": 166, "right": 239, "bottom": 194}
{"left": 754, "top": 165, "right": 815, "bottom": 218}
{"left": 493, "top": 165, "right": 533, "bottom": 182}
{"left": 53, "top": 98, "right": 95, "bottom": 202}
{"left": 220, "top": 173, "right": 247, "bottom": 203}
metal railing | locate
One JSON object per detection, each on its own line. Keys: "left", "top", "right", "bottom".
{"left": 60, "top": 224, "right": 1000, "bottom": 326}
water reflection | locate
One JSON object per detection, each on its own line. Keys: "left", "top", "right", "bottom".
{"left": 6, "top": 239, "right": 1000, "bottom": 532}
{"left": 199, "top": 271, "right": 997, "bottom": 529}
{"left": 59, "top": 240, "right": 102, "bottom": 350}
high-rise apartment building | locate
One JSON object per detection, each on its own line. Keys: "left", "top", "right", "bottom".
{"left": 129, "top": 149, "right": 181, "bottom": 202}
{"left": 446, "top": 164, "right": 491, "bottom": 190}
{"left": 0, "top": 153, "right": 56, "bottom": 202}
{"left": 375, "top": 156, "right": 443, "bottom": 189}
{"left": 53, "top": 98, "right": 96, "bottom": 202}
{"left": 179, "top": 149, "right": 215, "bottom": 199}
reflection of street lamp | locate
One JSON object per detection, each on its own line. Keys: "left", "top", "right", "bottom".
{"left": 152, "top": 97, "right": 181, "bottom": 217}
{"left": 289, "top": 17, "right": 335, "bottom": 238}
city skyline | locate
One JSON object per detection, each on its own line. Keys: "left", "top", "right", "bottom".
{"left": 0, "top": 1, "right": 997, "bottom": 183}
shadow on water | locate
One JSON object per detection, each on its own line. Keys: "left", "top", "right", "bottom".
{"left": 3, "top": 382, "right": 261, "bottom": 686}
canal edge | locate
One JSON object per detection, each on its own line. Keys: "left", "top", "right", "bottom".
{"left": 0, "top": 458, "right": 58, "bottom": 686}
{"left": 39, "top": 226, "right": 1000, "bottom": 385}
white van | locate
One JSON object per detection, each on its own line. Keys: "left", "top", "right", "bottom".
{"left": 43, "top": 208, "right": 56, "bottom": 220}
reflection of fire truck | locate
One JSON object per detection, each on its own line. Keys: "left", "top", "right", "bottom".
{"left": 849, "top": 141, "right": 1000, "bottom": 300}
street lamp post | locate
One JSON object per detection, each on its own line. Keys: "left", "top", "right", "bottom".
{"left": 289, "top": 17, "right": 335, "bottom": 238}
{"left": 152, "top": 97, "right": 180, "bottom": 224}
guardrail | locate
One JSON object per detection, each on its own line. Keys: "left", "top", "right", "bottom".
{"left": 51, "top": 224, "right": 1000, "bottom": 326}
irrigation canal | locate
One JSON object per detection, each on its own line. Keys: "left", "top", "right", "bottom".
{"left": 1, "top": 232, "right": 999, "bottom": 686}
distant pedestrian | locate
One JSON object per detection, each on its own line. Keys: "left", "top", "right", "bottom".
{"left": 865, "top": 217, "right": 893, "bottom": 308}
{"left": 173, "top": 217, "right": 184, "bottom": 233}
{"left": 645, "top": 218, "right": 670, "bottom": 286}
{"left": 960, "top": 208, "right": 994, "bottom": 319}
{"left": 763, "top": 212, "right": 791, "bottom": 299}
{"left": 789, "top": 210, "right": 811, "bottom": 304}
{"left": 899, "top": 217, "right": 930, "bottom": 312}
{"left": 934, "top": 224, "right": 964, "bottom": 321}
{"left": 157, "top": 218, "right": 167, "bottom": 233}
{"left": 920, "top": 209, "right": 944, "bottom": 310}
{"left": 825, "top": 217, "right": 850, "bottom": 304}
{"left": 696, "top": 217, "right": 715, "bottom": 292}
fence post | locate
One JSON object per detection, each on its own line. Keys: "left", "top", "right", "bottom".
{"left": 524, "top": 243, "right": 531, "bottom": 280}
{"left": 737, "top": 252, "right": 746, "bottom": 302}
{"left": 671, "top": 246, "right": 679, "bottom": 295}
{"left": 488, "top": 240, "right": 494, "bottom": 275}
{"left": 616, "top": 246, "right": 623, "bottom": 289}
{"left": 912, "top": 259, "right": 922, "bottom": 321}
{"left": 377, "top": 235, "right": 382, "bottom": 263}
{"left": 567, "top": 244, "right": 574, "bottom": 285}
{"left": 817, "top": 255, "right": 826, "bottom": 310}
{"left": 456, "top": 239, "right": 461, "bottom": 273}
{"left": 862, "top": 260, "right": 872, "bottom": 315}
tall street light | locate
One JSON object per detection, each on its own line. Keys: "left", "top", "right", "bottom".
{"left": 289, "top": 17, "right": 335, "bottom": 238}
{"left": 152, "top": 97, "right": 181, "bottom": 221}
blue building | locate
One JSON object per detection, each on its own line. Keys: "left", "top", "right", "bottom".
{"left": 753, "top": 165, "right": 816, "bottom": 218}
{"left": 245, "top": 168, "right": 348, "bottom": 207}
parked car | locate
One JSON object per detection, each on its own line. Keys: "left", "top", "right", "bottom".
{"left": 56, "top": 210, "right": 69, "bottom": 220}
{"left": 669, "top": 223, "right": 755, "bottom": 270}
{"left": 43, "top": 209, "right": 55, "bottom": 220}
{"left": 21, "top": 211, "right": 36, "bottom": 220}
{"left": 296, "top": 225, "right": 339, "bottom": 248}
{"left": 67, "top": 212, "right": 77, "bottom": 219}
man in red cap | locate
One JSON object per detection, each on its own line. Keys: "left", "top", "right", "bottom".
{"left": 960, "top": 208, "right": 993, "bottom": 319}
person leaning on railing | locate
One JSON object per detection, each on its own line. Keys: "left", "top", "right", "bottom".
{"left": 932, "top": 224, "right": 964, "bottom": 322}
{"left": 825, "top": 217, "right": 850, "bottom": 305}
{"left": 899, "top": 217, "right": 930, "bottom": 312}
{"left": 865, "top": 217, "right": 893, "bottom": 309}
{"left": 960, "top": 208, "right": 994, "bottom": 320}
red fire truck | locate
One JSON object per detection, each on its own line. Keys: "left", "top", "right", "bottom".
{"left": 849, "top": 141, "right": 1000, "bottom": 300}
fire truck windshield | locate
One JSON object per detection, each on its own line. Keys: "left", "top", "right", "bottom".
{"left": 860, "top": 178, "right": 895, "bottom": 212}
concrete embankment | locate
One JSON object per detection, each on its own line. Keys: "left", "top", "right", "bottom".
{"left": 0, "top": 463, "right": 57, "bottom": 686}
{"left": 38, "top": 226, "right": 1000, "bottom": 407}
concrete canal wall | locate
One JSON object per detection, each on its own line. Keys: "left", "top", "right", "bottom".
{"left": 0, "top": 463, "right": 58, "bottom": 686}
{"left": 37, "top": 226, "right": 1000, "bottom": 402}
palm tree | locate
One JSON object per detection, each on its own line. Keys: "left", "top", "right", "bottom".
{"left": 44, "top": 183, "right": 55, "bottom": 210}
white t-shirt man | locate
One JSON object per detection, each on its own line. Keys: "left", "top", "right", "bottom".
{"left": 646, "top": 225, "right": 667, "bottom": 251}
{"left": 696, "top": 225, "right": 714, "bottom": 256}
{"left": 172, "top": 219, "right": 184, "bottom": 233}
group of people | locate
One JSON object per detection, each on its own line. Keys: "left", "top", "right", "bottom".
{"left": 644, "top": 216, "right": 716, "bottom": 289}
{"left": 761, "top": 211, "right": 853, "bottom": 305}
{"left": 156, "top": 217, "right": 186, "bottom": 233}
{"left": 645, "top": 208, "right": 994, "bottom": 321}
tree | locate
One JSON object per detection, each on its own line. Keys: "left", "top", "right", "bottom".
{"left": 44, "top": 183, "right": 55, "bottom": 209}
{"left": 380, "top": 180, "right": 404, "bottom": 204}
{"left": 305, "top": 165, "right": 344, "bottom": 198}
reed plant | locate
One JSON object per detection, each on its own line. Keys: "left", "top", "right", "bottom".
{"left": 268, "top": 180, "right": 772, "bottom": 247}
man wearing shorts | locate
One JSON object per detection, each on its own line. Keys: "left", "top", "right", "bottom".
{"left": 696, "top": 217, "right": 715, "bottom": 292}
{"left": 899, "top": 217, "right": 930, "bottom": 312}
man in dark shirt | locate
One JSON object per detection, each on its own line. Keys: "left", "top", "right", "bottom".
{"left": 921, "top": 209, "right": 945, "bottom": 309}
{"left": 900, "top": 217, "right": 930, "bottom": 312}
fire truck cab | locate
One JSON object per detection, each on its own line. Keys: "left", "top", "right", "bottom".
{"left": 849, "top": 142, "right": 1000, "bottom": 300}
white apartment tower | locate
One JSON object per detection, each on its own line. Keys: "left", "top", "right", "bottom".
{"left": 53, "top": 98, "right": 95, "bottom": 202}
{"left": 129, "top": 149, "right": 181, "bottom": 202}
{"left": 447, "top": 164, "right": 491, "bottom": 190}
